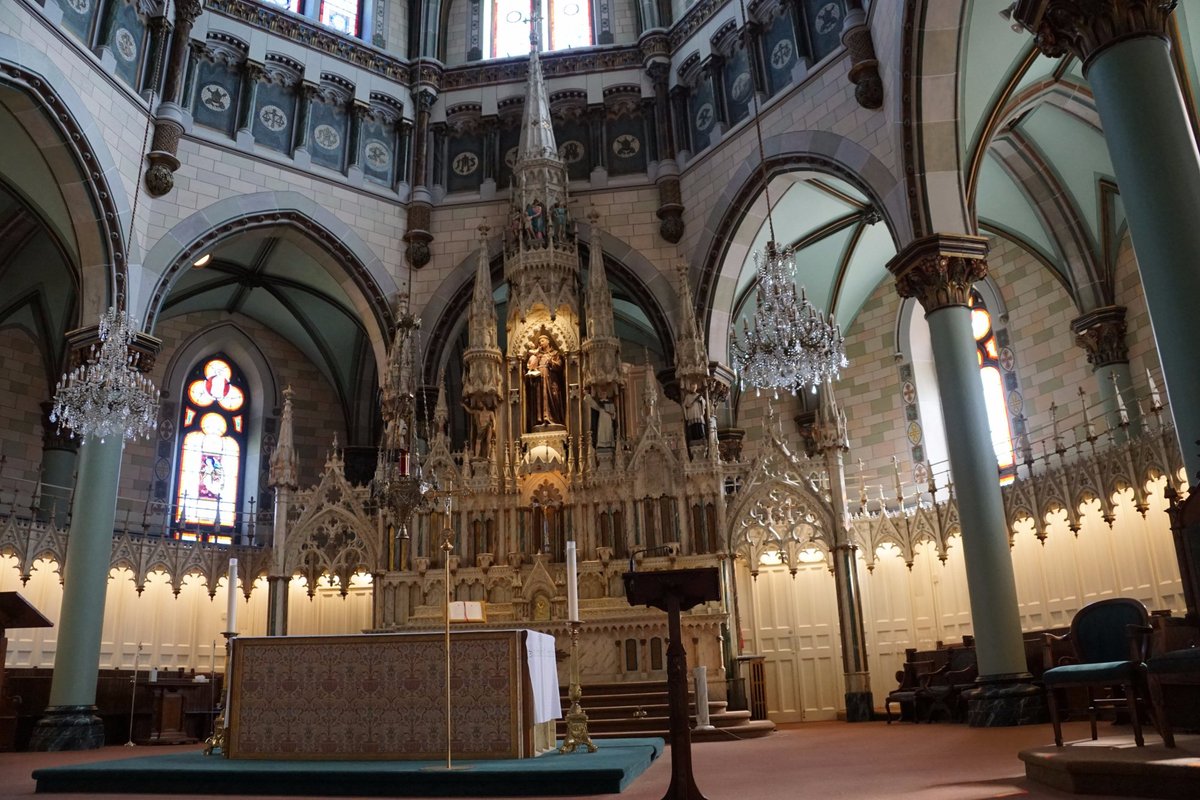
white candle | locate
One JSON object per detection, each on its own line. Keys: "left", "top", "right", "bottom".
{"left": 566, "top": 541, "right": 579, "bottom": 622}
{"left": 226, "top": 558, "right": 238, "bottom": 633}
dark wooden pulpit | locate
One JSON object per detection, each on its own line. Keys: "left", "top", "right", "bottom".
{"left": 0, "top": 592, "right": 52, "bottom": 750}
{"left": 623, "top": 567, "right": 720, "bottom": 800}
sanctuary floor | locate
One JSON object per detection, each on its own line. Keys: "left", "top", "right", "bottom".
{"left": 1, "top": 720, "right": 1187, "bottom": 799}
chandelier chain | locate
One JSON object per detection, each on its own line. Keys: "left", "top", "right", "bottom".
{"left": 730, "top": 0, "right": 847, "bottom": 394}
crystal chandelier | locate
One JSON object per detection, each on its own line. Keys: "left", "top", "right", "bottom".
{"left": 731, "top": 240, "right": 848, "bottom": 394}
{"left": 728, "top": 0, "right": 847, "bottom": 395}
{"left": 373, "top": 306, "right": 431, "bottom": 532}
{"left": 49, "top": 306, "right": 160, "bottom": 441}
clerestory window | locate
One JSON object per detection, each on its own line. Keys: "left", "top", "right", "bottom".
{"left": 485, "top": 0, "right": 593, "bottom": 59}
{"left": 259, "top": 0, "right": 362, "bottom": 39}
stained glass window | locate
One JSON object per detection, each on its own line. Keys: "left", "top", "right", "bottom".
{"left": 174, "top": 356, "right": 248, "bottom": 544}
{"left": 486, "top": 1, "right": 593, "bottom": 58}
{"left": 320, "top": 0, "right": 360, "bottom": 36}
{"left": 262, "top": 0, "right": 302, "bottom": 11}
{"left": 547, "top": 0, "right": 591, "bottom": 50}
{"left": 970, "top": 291, "right": 1016, "bottom": 482}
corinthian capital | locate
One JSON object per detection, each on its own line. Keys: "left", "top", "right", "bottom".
{"left": 1010, "top": 0, "right": 1177, "bottom": 66}
{"left": 886, "top": 234, "right": 990, "bottom": 313}
{"left": 175, "top": 0, "right": 206, "bottom": 26}
{"left": 1071, "top": 305, "right": 1129, "bottom": 367}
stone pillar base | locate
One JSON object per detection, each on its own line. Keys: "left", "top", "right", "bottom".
{"left": 844, "top": 691, "right": 874, "bottom": 722}
{"left": 965, "top": 680, "right": 1045, "bottom": 727}
{"left": 29, "top": 705, "right": 105, "bottom": 751}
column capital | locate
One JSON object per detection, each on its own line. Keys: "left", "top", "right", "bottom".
{"left": 64, "top": 324, "right": 163, "bottom": 374}
{"left": 1070, "top": 304, "right": 1130, "bottom": 367}
{"left": 175, "top": 0, "right": 206, "bottom": 26}
{"left": 886, "top": 233, "right": 990, "bottom": 312}
{"left": 1010, "top": 0, "right": 1177, "bottom": 68}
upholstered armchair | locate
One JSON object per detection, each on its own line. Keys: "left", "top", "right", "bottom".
{"left": 1041, "top": 598, "right": 1154, "bottom": 747}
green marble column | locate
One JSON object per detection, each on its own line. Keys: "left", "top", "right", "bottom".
{"left": 889, "top": 235, "right": 1041, "bottom": 726}
{"left": 30, "top": 435, "right": 124, "bottom": 750}
{"left": 1015, "top": 1, "right": 1200, "bottom": 479}
{"left": 37, "top": 404, "right": 77, "bottom": 521}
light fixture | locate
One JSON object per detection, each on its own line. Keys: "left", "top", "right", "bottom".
{"left": 373, "top": 303, "right": 432, "bottom": 532}
{"left": 49, "top": 306, "right": 160, "bottom": 441}
{"left": 49, "top": 35, "right": 168, "bottom": 444}
{"left": 728, "top": 0, "right": 847, "bottom": 395}
{"left": 192, "top": 253, "right": 212, "bottom": 268}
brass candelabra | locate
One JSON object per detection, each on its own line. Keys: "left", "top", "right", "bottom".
{"left": 202, "top": 630, "right": 234, "bottom": 757}
{"left": 558, "top": 620, "right": 597, "bottom": 753}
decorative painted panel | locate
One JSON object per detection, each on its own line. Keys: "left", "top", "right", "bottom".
{"left": 606, "top": 115, "right": 646, "bottom": 177}
{"left": 192, "top": 61, "right": 241, "bottom": 137}
{"left": 447, "top": 133, "right": 485, "bottom": 193}
{"left": 309, "top": 97, "right": 350, "bottom": 173}
{"left": 556, "top": 120, "right": 591, "bottom": 181}
{"left": 762, "top": 11, "right": 798, "bottom": 97}
{"left": 721, "top": 47, "right": 752, "bottom": 127}
{"left": 361, "top": 118, "right": 397, "bottom": 186}
{"left": 105, "top": 0, "right": 148, "bottom": 90}
{"left": 59, "top": 0, "right": 99, "bottom": 45}
{"left": 253, "top": 82, "right": 298, "bottom": 154}
{"left": 687, "top": 79, "right": 717, "bottom": 154}
{"left": 496, "top": 125, "right": 521, "bottom": 189}
{"left": 800, "top": 0, "right": 846, "bottom": 62}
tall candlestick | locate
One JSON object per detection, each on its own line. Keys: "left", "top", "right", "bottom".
{"left": 226, "top": 558, "right": 238, "bottom": 633}
{"left": 566, "top": 541, "right": 579, "bottom": 621}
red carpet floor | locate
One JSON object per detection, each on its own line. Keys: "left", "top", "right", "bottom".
{"left": 0, "top": 720, "right": 1167, "bottom": 799}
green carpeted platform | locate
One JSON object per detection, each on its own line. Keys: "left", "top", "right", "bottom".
{"left": 32, "top": 738, "right": 665, "bottom": 797}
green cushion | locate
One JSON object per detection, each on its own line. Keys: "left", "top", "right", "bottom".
{"left": 1147, "top": 648, "right": 1200, "bottom": 675}
{"left": 1043, "top": 660, "right": 1138, "bottom": 685}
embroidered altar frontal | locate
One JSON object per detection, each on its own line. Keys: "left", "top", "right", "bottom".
{"left": 228, "top": 630, "right": 547, "bottom": 760}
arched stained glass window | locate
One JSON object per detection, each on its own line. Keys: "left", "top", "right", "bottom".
{"left": 174, "top": 356, "right": 248, "bottom": 544}
{"left": 485, "top": 0, "right": 593, "bottom": 59}
{"left": 969, "top": 290, "right": 1016, "bottom": 483}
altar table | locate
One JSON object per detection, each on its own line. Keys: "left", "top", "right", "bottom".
{"left": 227, "top": 630, "right": 559, "bottom": 760}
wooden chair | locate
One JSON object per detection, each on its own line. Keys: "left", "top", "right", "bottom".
{"left": 917, "top": 646, "right": 977, "bottom": 723}
{"left": 1146, "top": 647, "right": 1200, "bottom": 747}
{"left": 885, "top": 659, "right": 934, "bottom": 723}
{"left": 1041, "top": 597, "right": 1153, "bottom": 747}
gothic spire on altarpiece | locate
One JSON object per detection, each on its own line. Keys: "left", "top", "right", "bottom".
{"left": 503, "top": 15, "right": 579, "bottom": 325}
{"left": 582, "top": 210, "right": 622, "bottom": 400}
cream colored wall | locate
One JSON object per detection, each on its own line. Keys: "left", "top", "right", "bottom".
{"left": 739, "top": 476, "right": 1183, "bottom": 720}
{"left": 0, "top": 560, "right": 373, "bottom": 671}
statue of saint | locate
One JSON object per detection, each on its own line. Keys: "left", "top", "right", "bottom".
{"left": 682, "top": 389, "right": 707, "bottom": 444}
{"left": 585, "top": 392, "right": 617, "bottom": 451}
{"left": 509, "top": 207, "right": 525, "bottom": 249}
{"left": 551, "top": 200, "right": 570, "bottom": 241}
{"left": 526, "top": 199, "right": 546, "bottom": 243}
{"left": 525, "top": 334, "right": 565, "bottom": 428}
{"left": 469, "top": 406, "right": 496, "bottom": 459}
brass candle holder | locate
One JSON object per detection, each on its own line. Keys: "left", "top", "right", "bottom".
{"left": 202, "top": 630, "right": 235, "bottom": 757}
{"left": 559, "top": 620, "right": 597, "bottom": 753}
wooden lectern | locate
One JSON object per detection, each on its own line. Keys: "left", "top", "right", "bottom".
{"left": 623, "top": 567, "right": 720, "bottom": 800}
{"left": 0, "top": 592, "right": 52, "bottom": 751}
